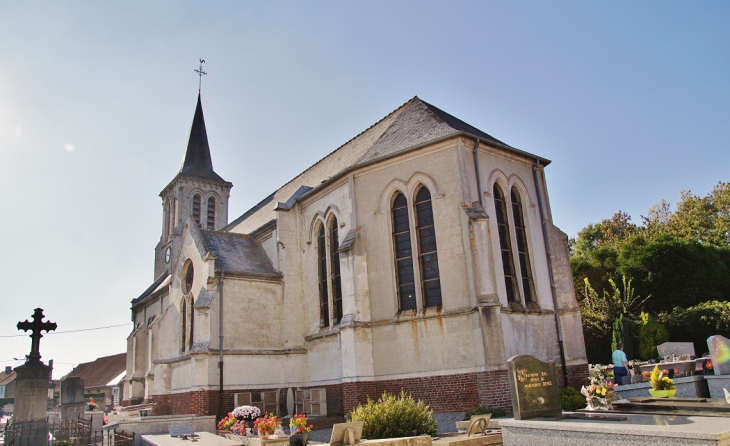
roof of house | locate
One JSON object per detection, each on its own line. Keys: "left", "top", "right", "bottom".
{"left": 0, "top": 370, "right": 16, "bottom": 386}
{"left": 177, "top": 93, "right": 229, "bottom": 184}
{"left": 66, "top": 353, "right": 127, "bottom": 388}
{"left": 199, "top": 229, "right": 282, "bottom": 278}
{"left": 228, "top": 96, "right": 548, "bottom": 235}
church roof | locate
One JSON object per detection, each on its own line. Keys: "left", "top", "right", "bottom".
{"left": 228, "top": 96, "right": 549, "bottom": 234}
{"left": 132, "top": 271, "right": 170, "bottom": 306}
{"left": 199, "top": 229, "right": 282, "bottom": 279}
{"left": 66, "top": 353, "right": 126, "bottom": 388}
{"left": 177, "top": 93, "right": 228, "bottom": 184}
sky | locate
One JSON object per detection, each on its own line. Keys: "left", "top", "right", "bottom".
{"left": 1, "top": 1, "right": 728, "bottom": 380}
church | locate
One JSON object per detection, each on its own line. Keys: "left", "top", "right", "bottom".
{"left": 124, "top": 93, "right": 588, "bottom": 418}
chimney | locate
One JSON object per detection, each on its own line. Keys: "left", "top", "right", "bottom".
{"left": 4, "top": 366, "right": 11, "bottom": 374}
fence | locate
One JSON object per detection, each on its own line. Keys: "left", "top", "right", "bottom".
{"left": 3, "top": 417, "right": 135, "bottom": 446}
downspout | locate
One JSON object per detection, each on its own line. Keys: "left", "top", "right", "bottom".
{"left": 532, "top": 160, "right": 569, "bottom": 388}
{"left": 218, "top": 270, "right": 224, "bottom": 419}
{"left": 472, "top": 139, "right": 483, "bottom": 206}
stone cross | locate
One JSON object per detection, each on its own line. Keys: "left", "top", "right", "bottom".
{"left": 16, "top": 308, "right": 57, "bottom": 365}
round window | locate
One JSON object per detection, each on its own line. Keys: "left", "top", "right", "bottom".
{"left": 183, "top": 262, "right": 194, "bottom": 294}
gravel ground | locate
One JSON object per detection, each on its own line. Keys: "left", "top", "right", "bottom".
{"left": 308, "top": 412, "right": 465, "bottom": 442}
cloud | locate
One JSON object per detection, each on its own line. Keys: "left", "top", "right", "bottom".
{"left": 63, "top": 143, "right": 75, "bottom": 152}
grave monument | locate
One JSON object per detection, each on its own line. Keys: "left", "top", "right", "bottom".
{"left": 60, "top": 376, "right": 85, "bottom": 421}
{"left": 506, "top": 355, "right": 561, "bottom": 420}
{"left": 706, "top": 335, "right": 730, "bottom": 399}
{"left": 13, "top": 308, "right": 56, "bottom": 421}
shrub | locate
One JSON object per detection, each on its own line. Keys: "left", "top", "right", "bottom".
{"left": 560, "top": 387, "right": 586, "bottom": 411}
{"left": 462, "top": 407, "right": 506, "bottom": 421}
{"left": 349, "top": 391, "right": 438, "bottom": 439}
{"left": 660, "top": 301, "right": 730, "bottom": 355}
{"left": 637, "top": 312, "right": 670, "bottom": 360}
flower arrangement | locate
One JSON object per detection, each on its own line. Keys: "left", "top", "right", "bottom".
{"left": 581, "top": 380, "right": 620, "bottom": 410}
{"left": 673, "top": 368, "right": 682, "bottom": 377}
{"left": 588, "top": 364, "right": 614, "bottom": 384}
{"left": 649, "top": 366, "right": 675, "bottom": 391}
{"left": 88, "top": 397, "right": 99, "bottom": 411}
{"left": 230, "top": 420, "right": 248, "bottom": 436}
{"left": 254, "top": 413, "right": 281, "bottom": 438}
{"left": 707, "top": 360, "right": 714, "bottom": 370}
{"left": 232, "top": 405, "right": 261, "bottom": 421}
{"left": 218, "top": 413, "right": 236, "bottom": 431}
{"left": 289, "top": 414, "right": 313, "bottom": 435}
{"left": 641, "top": 371, "right": 651, "bottom": 379}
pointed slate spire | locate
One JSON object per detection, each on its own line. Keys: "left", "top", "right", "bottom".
{"left": 179, "top": 93, "right": 227, "bottom": 183}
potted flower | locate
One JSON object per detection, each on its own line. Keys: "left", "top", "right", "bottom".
{"left": 649, "top": 365, "right": 676, "bottom": 397}
{"left": 581, "top": 381, "right": 619, "bottom": 410}
{"left": 254, "top": 413, "right": 281, "bottom": 439}
{"left": 289, "top": 414, "right": 313, "bottom": 446}
{"left": 218, "top": 413, "right": 237, "bottom": 434}
{"left": 230, "top": 420, "right": 248, "bottom": 438}
{"left": 232, "top": 405, "right": 261, "bottom": 424}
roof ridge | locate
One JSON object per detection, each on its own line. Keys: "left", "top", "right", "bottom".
{"left": 234, "top": 96, "right": 417, "bottom": 218}
{"left": 200, "top": 228, "right": 253, "bottom": 239}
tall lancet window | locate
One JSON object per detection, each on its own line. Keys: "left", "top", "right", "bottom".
{"left": 207, "top": 197, "right": 216, "bottom": 229}
{"left": 163, "top": 199, "right": 171, "bottom": 239}
{"left": 511, "top": 187, "right": 536, "bottom": 303}
{"left": 180, "top": 298, "right": 187, "bottom": 352}
{"left": 317, "top": 225, "right": 330, "bottom": 328}
{"left": 414, "top": 187, "right": 442, "bottom": 307}
{"left": 192, "top": 194, "right": 202, "bottom": 226}
{"left": 188, "top": 296, "right": 195, "bottom": 350}
{"left": 330, "top": 217, "right": 343, "bottom": 325}
{"left": 494, "top": 184, "right": 519, "bottom": 303}
{"left": 392, "top": 193, "right": 416, "bottom": 310}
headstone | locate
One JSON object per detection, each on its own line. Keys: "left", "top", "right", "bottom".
{"left": 507, "top": 355, "right": 562, "bottom": 420}
{"left": 168, "top": 424, "right": 195, "bottom": 437}
{"left": 707, "top": 335, "right": 730, "bottom": 375}
{"left": 60, "top": 376, "right": 85, "bottom": 421}
{"left": 657, "top": 342, "right": 695, "bottom": 360}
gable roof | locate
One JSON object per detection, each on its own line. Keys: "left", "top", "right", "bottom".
{"left": 0, "top": 370, "right": 16, "bottom": 386}
{"left": 177, "top": 93, "right": 229, "bottom": 184}
{"left": 66, "top": 353, "right": 126, "bottom": 388}
{"left": 228, "top": 96, "right": 549, "bottom": 234}
{"left": 132, "top": 271, "right": 170, "bottom": 306}
{"left": 199, "top": 229, "right": 281, "bottom": 279}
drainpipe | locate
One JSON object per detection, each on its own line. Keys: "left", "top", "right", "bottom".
{"left": 472, "top": 139, "right": 482, "bottom": 206}
{"left": 218, "top": 270, "right": 224, "bottom": 419}
{"left": 532, "top": 160, "right": 569, "bottom": 387}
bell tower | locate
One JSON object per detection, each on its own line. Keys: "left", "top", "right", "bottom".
{"left": 154, "top": 93, "right": 233, "bottom": 278}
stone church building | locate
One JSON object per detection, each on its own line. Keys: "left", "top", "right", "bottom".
{"left": 125, "top": 94, "right": 587, "bottom": 417}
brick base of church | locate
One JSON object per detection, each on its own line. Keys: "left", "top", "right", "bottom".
{"left": 149, "top": 364, "right": 588, "bottom": 419}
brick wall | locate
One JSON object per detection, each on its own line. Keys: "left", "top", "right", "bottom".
{"left": 149, "top": 364, "right": 588, "bottom": 418}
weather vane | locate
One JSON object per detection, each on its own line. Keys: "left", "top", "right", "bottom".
{"left": 195, "top": 58, "right": 207, "bottom": 91}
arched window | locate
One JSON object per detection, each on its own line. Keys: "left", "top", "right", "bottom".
{"left": 330, "top": 217, "right": 343, "bottom": 325}
{"left": 188, "top": 296, "right": 195, "bottom": 350}
{"left": 511, "top": 187, "right": 535, "bottom": 303}
{"left": 163, "top": 199, "right": 171, "bottom": 239}
{"left": 392, "top": 192, "right": 416, "bottom": 310}
{"left": 207, "top": 197, "right": 216, "bottom": 229}
{"left": 494, "top": 184, "right": 519, "bottom": 303}
{"left": 414, "top": 187, "right": 442, "bottom": 307}
{"left": 317, "top": 224, "right": 330, "bottom": 328}
{"left": 192, "top": 194, "right": 201, "bottom": 226}
{"left": 181, "top": 298, "right": 187, "bottom": 352}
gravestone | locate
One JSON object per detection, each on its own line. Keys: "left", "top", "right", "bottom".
{"left": 707, "top": 335, "right": 730, "bottom": 375}
{"left": 657, "top": 342, "right": 695, "bottom": 360}
{"left": 60, "top": 376, "right": 85, "bottom": 421}
{"left": 13, "top": 308, "right": 56, "bottom": 422}
{"left": 507, "top": 355, "right": 562, "bottom": 420}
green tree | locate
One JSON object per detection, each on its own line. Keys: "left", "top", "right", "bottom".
{"left": 637, "top": 312, "right": 670, "bottom": 360}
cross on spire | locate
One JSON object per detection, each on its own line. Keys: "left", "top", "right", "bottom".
{"left": 195, "top": 59, "right": 207, "bottom": 91}
{"left": 17, "top": 308, "right": 57, "bottom": 365}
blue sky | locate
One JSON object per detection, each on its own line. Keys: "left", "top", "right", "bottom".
{"left": 1, "top": 1, "right": 728, "bottom": 379}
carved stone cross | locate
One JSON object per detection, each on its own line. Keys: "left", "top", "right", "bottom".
{"left": 17, "top": 308, "right": 57, "bottom": 365}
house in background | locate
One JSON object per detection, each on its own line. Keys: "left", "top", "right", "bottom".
{"left": 66, "top": 353, "right": 126, "bottom": 411}
{"left": 0, "top": 366, "right": 17, "bottom": 414}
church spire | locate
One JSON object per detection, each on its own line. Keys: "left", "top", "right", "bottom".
{"left": 178, "top": 93, "right": 226, "bottom": 183}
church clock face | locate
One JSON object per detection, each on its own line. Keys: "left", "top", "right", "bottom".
{"left": 165, "top": 247, "right": 171, "bottom": 263}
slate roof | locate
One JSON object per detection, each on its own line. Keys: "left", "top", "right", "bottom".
{"left": 229, "top": 96, "right": 549, "bottom": 235}
{"left": 199, "top": 230, "right": 281, "bottom": 278}
{"left": 177, "top": 93, "right": 228, "bottom": 184}
{"left": 66, "top": 353, "right": 126, "bottom": 388}
{"left": 0, "top": 370, "right": 16, "bottom": 387}
{"left": 132, "top": 271, "right": 170, "bottom": 306}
